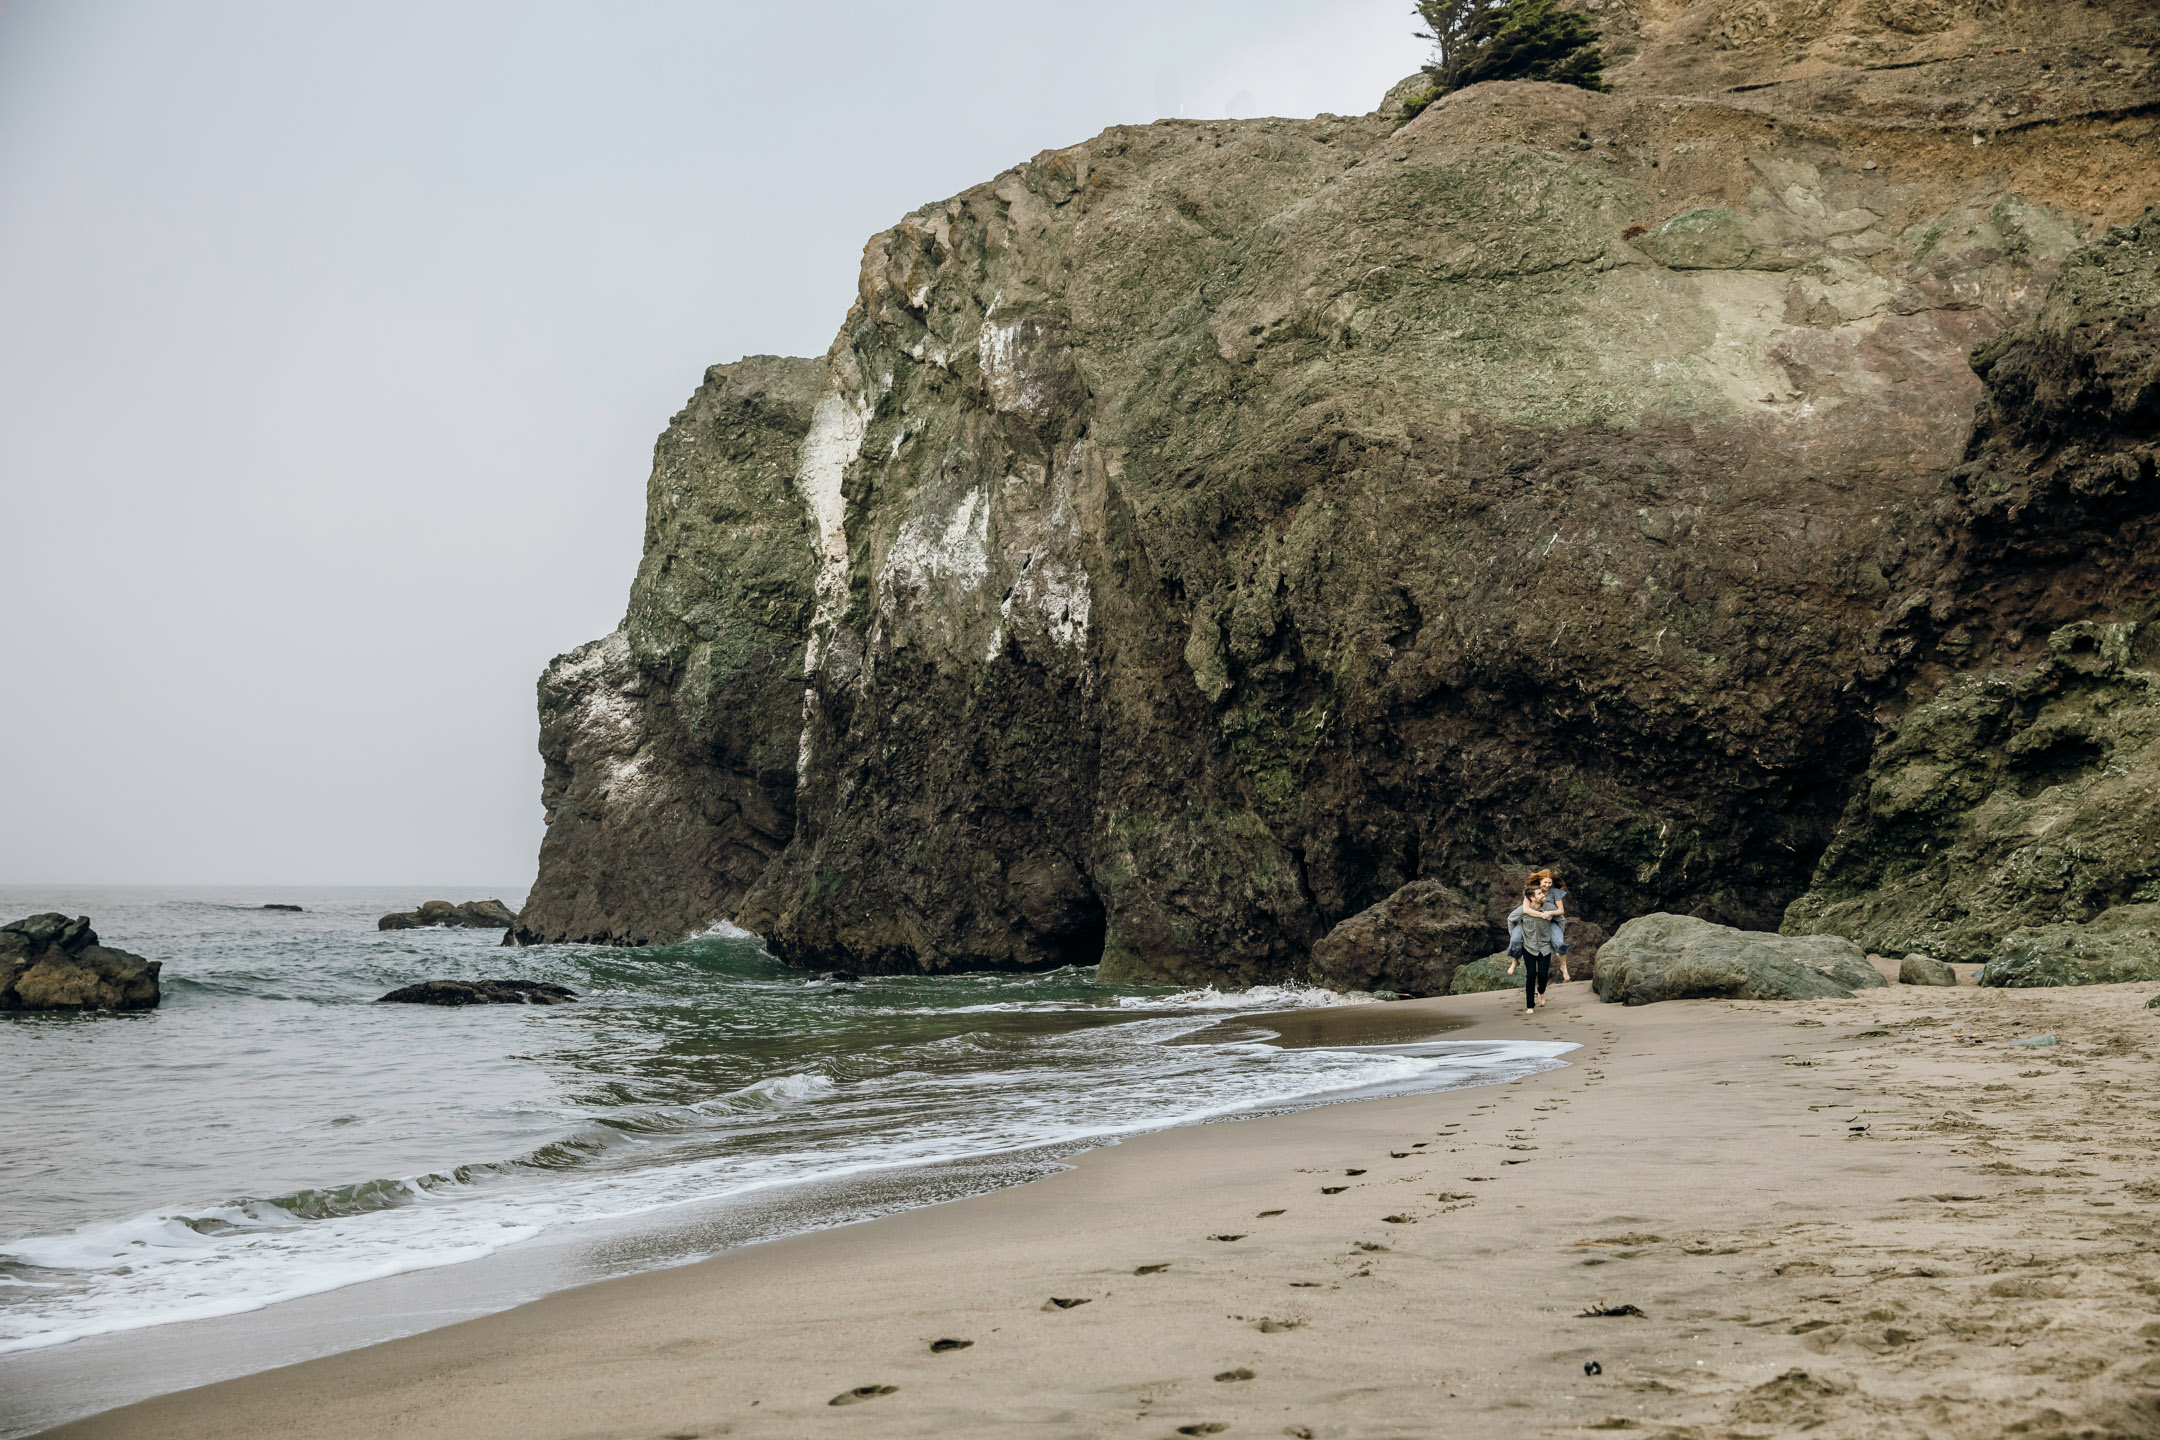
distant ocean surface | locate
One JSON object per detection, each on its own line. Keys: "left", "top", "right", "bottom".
{"left": 0, "top": 885, "right": 1569, "bottom": 1369}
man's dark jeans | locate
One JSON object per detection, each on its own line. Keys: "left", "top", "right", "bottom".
{"left": 1524, "top": 954, "right": 1551, "bottom": 1010}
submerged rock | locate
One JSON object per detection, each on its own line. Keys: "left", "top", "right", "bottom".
{"left": 377, "top": 980, "right": 577, "bottom": 1005}
{"left": 1307, "top": 881, "right": 1492, "bottom": 996}
{"left": 1981, "top": 905, "right": 2160, "bottom": 988}
{"left": 260, "top": 904, "right": 303, "bottom": 912}
{"left": 1, "top": 913, "right": 160, "bottom": 1012}
{"left": 1898, "top": 953, "right": 1958, "bottom": 987}
{"left": 379, "top": 900, "right": 521, "bottom": 931}
{"left": 1593, "top": 915, "right": 1886, "bottom": 1005}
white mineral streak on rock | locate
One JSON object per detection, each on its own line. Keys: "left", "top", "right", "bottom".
{"left": 882, "top": 485, "right": 990, "bottom": 602}
{"left": 553, "top": 629, "right": 651, "bottom": 796}
{"left": 978, "top": 319, "right": 1055, "bottom": 418}
{"left": 794, "top": 383, "right": 870, "bottom": 779}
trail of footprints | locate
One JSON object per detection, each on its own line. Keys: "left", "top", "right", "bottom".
{"left": 816, "top": 1029, "right": 1626, "bottom": 1435}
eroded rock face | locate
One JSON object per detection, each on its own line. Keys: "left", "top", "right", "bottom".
{"left": 0, "top": 914, "right": 160, "bottom": 1012}
{"left": 379, "top": 900, "right": 520, "bottom": 931}
{"left": 520, "top": 3, "right": 2160, "bottom": 981}
{"left": 1307, "top": 881, "right": 1494, "bottom": 996}
{"left": 513, "top": 357, "right": 825, "bottom": 947}
{"left": 1593, "top": 913, "right": 1885, "bottom": 1004}
{"left": 1981, "top": 904, "right": 2160, "bottom": 988}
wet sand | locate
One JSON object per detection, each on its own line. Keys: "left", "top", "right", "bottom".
{"left": 43, "top": 979, "right": 2160, "bottom": 1439}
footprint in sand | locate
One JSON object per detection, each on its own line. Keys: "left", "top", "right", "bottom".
{"left": 1214, "top": 1367, "right": 1257, "bottom": 1382}
{"left": 1044, "top": 1297, "right": 1091, "bottom": 1310}
{"left": 929, "top": 1337, "right": 972, "bottom": 1352}
{"left": 1176, "top": 1425, "right": 1228, "bottom": 1436}
{"left": 1344, "top": 1168, "right": 1366, "bottom": 1176}
{"left": 1256, "top": 1209, "right": 1285, "bottom": 1217}
{"left": 1136, "top": 1264, "right": 1171, "bottom": 1274}
{"left": 829, "top": 1385, "right": 898, "bottom": 1406}
{"left": 1321, "top": 1186, "right": 1349, "bottom": 1195}
{"left": 1210, "top": 1233, "right": 1248, "bottom": 1242}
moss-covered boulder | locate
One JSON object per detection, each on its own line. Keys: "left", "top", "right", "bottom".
{"left": 1448, "top": 954, "right": 1518, "bottom": 994}
{"left": 1898, "top": 953, "right": 1958, "bottom": 986}
{"left": 1981, "top": 904, "right": 2160, "bottom": 988}
{"left": 1593, "top": 914, "right": 1885, "bottom": 1005}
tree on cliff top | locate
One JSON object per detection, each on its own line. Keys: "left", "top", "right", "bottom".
{"left": 1406, "top": 0, "right": 1607, "bottom": 116}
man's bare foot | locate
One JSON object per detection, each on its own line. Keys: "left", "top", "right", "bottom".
{"left": 1524, "top": 1007, "right": 1535, "bottom": 1016}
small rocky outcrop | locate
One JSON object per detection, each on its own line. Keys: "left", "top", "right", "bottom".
{"left": 260, "top": 904, "right": 303, "bottom": 912}
{"left": 1306, "top": 881, "right": 1494, "bottom": 996}
{"left": 1898, "top": 953, "right": 1958, "bottom": 987}
{"left": 1785, "top": 621, "right": 2160, "bottom": 960}
{"left": 378, "top": 900, "right": 521, "bottom": 931}
{"left": 1981, "top": 905, "right": 2160, "bottom": 988}
{"left": 1, "top": 914, "right": 160, "bottom": 1012}
{"left": 377, "top": 980, "right": 577, "bottom": 1005}
{"left": 1593, "top": 915, "right": 1886, "bottom": 1006}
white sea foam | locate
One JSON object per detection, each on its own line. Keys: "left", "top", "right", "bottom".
{"left": 0, "top": 918, "right": 1571, "bottom": 1363}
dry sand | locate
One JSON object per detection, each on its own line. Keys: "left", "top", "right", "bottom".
{"left": 44, "top": 979, "right": 2160, "bottom": 1440}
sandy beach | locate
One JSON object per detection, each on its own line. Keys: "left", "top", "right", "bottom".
{"left": 45, "top": 977, "right": 2160, "bottom": 1440}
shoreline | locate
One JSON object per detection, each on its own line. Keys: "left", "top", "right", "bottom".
{"left": 32, "top": 978, "right": 2160, "bottom": 1438}
{"left": 0, "top": 993, "right": 1504, "bottom": 1437}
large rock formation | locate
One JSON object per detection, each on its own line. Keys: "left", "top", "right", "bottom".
{"left": 1593, "top": 913, "right": 1886, "bottom": 1004}
{"left": 1783, "top": 204, "right": 2160, "bottom": 959}
{"left": 519, "top": 1, "right": 2160, "bottom": 984}
{"left": 1, "top": 914, "right": 161, "bottom": 1012}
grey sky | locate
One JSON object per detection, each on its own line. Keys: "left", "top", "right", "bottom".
{"left": 0, "top": 1, "right": 1425, "bottom": 886}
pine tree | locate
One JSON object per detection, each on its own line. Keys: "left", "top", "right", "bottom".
{"left": 1407, "top": 0, "right": 1607, "bottom": 116}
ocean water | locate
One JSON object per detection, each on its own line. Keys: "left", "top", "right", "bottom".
{"left": 0, "top": 885, "right": 1569, "bottom": 1374}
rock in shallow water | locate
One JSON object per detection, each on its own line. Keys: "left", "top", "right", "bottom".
{"left": 376, "top": 980, "right": 577, "bottom": 1006}
{"left": 0, "top": 913, "right": 160, "bottom": 1012}
{"left": 1980, "top": 904, "right": 2160, "bottom": 988}
{"left": 378, "top": 900, "right": 520, "bottom": 931}
{"left": 1593, "top": 914, "right": 1885, "bottom": 1005}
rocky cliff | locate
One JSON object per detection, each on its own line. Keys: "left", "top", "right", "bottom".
{"left": 520, "top": 0, "right": 2160, "bottom": 986}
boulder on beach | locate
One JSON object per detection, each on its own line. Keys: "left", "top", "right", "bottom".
{"left": 1, "top": 913, "right": 161, "bottom": 1012}
{"left": 1899, "top": 953, "right": 1958, "bottom": 987}
{"left": 378, "top": 900, "right": 521, "bottom": 931}
{"left": 1593, "top": 914, "right": 1886, "bottom": 1006}
{"left": 377, "top": 980, "right": 577, "bottom": 1005}
{"left": 1981, "top": 905, "right": 2160, "bottom": 989}
{"left": 1305, "top": 881, "right": 1494, "bottom": 997}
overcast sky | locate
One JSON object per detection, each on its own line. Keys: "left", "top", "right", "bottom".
{"left": 0, "top": 1, "right": 1427, "bottom": 887}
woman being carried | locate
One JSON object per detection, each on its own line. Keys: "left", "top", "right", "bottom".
{"left": 1512, "top": 874, "right": 1563, "bottom": 1015}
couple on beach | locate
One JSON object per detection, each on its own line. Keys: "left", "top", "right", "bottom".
{"left": 1505, "top": 869, "right": 1569, "bottom": 1017}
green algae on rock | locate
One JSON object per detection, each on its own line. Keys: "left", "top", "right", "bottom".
{"left": 1783, "top": 621, "right": 2160, "bottom": 962}
{"left": 1593, "top": 914, "right": 1885, "bottom": 1005}
{"left": 1981, "top": 905, "right": 2160, "bottom": 989}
